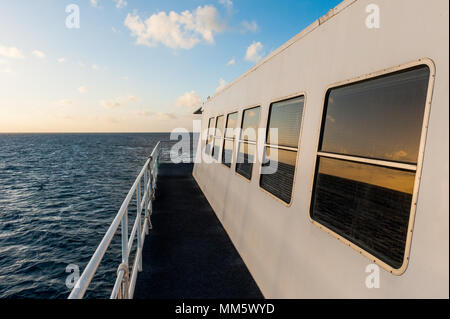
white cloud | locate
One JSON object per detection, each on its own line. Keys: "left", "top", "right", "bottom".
{"left": 57, "top": 99, "right": 73, "bottom": 107}
{"left": 137, "top": 111, "right": 178, "bottom": 120}
{"left": 137, "top": 110, "right": 155, "bottom": 117}
{"left": 241, "top": 20, "right": 259, "bottom": 33}
{"left": 91, "top": 64, "right": 100, "bottom": 71}
{"left": 90, "top": 0, "right": 99, "bottom": 7}
{"left": 218, "top": 0, "right": 233, "bottom": 9}
{"left": 77, "top": 86, "right": 87, "bottom": 94}
{"left": 245, "top": 41, "right": 263, "bottom": 63}
{"left": 0, "top": 60, "right": 13, "bottom": 73}
{"left": 176, "top": 91, "right": 202, "bottom": 109}
{"left": 0, "top": 45, "right": 24, "bottom": 59}
{"left": 100, "top": 95, "right": 139, "bottom": 109}
{"left": 124, "top": 5, "right": 225, "bottom": 50}
{"left": 114, "top": 0, "right": 127, "bottom": 9}
{"left": 226, "top": 58, "right": 235, "bottom": 66}
{"left": 57, "top": 57, "right": 66, "bottom": 63}
{"left": 215, "top": 78, "right": 228, "bottom": 93}
{"left": 156, "top": 112, "right": 178, "bottom": 120}
{"left": 122, "top": 76, "right": 129, "bottom": 80}
{"left": 32, "top": 50, "right": 46, "bottom": 59}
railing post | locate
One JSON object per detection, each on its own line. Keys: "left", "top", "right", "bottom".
{"left": 121, "top": 208, "right": 129, "bottom": 299}
{"left": 136, "top": 180, "right": 143, "bottom": 272}
{"left": 144, "top": 164, "right": 149, "bottom": 235}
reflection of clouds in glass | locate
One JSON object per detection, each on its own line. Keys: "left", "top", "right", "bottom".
{"left": 326, "top": 115, "right": 336, "bottom": 123}
{"left": 385, "top": 150, "right": 408, "bottom": 161}
{"left": 225, "top": 112, "right": 238, "bottom": 138}
{"left": 215, "top": 115, "right": 224, "bottom": 137}
{"left": 319, "top": 157, "right": 414, "bottom": 194}
{"left": 241, "top": 107, "right": 261, "bottom": 142}
{"left": 321, "top": 66, "right": 429, "bottom": 164}
{"left": 267, "top": 97, "right": 304, "bottom": 148}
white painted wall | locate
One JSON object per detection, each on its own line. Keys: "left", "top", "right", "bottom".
{"left": 193, "top": 0, "right": 449, "bottom": 298}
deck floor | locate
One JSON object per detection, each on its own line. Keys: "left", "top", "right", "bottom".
{"left": 133, "top": 164, "right": 263, "bottom": 299}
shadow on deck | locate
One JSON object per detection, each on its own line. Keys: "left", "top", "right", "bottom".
{"left": 133, "top": 163, "right": 263, "bottom": 299}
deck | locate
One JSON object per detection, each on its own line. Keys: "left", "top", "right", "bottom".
{"left": 133, "top": 163, "right": 263, "bottom": 299}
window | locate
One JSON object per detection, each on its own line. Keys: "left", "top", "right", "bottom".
{"left": 205, "top": 117, "right": 215, "bottom": 155}
{"left": 212, "top": 115, "right": 224, "bottom": 160}
{"left": 260, "top": 96, "right": 305, "bottom": 204}
{"left": 222, "top": 112, "right": 238, "bottom": 167}
{"left": 310, "top": 65, "right": 431, "bottom": 271}
{"left": 236, "top": 106, "right": 261, "bottom": 180}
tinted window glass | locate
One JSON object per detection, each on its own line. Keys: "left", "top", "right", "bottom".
{"left": 222, "top": 140, "right": 234, "bottom": 167}
{"left": 311, "top": 157, "right": 415, "bottom": 268}
{"left": 215, "top": 115, "right": 224, "bottom": 137}
{"left": 260, "top": 147, "right": 297, "bottom": 203}
{"left": 225, "top": 112, "right": 238, "bottom": 138}
{"left": 205, "top": 117, "right": 215, "bottom": 154}
{"left": 320, "top": 66, "right": 430, "bottom": 164}
{"left": 241, "top": 107, "right": 261, "bottom": 142}
{"left": 212, "top": 138, "right": 221, "bottom": 160}
{"left": 212, "top": 115, "right": 224, "bottom": 160}
{"left": 267, "top": 96, "right": 304, "bottom": 148}
{"left": 236, "top": 142, "right": 256, "bottom": 180}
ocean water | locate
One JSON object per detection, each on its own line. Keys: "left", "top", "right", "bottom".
{"left": 0, "top": 133, "right": 172, "bottom": 299}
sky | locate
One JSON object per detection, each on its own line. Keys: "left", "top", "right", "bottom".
{"left": 0, "top": 0, "right": 342, "bottom": 133}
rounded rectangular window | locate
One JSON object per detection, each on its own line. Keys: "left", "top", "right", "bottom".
{"left": 222, "top": 112, "right": 238, "bottom": 167}
{"left": 236, "top": 107, "right": 260, "bottom": 180}
{"left": 205, "top": 117, "right": 215, "bottom": 155}
{"left": 310, "top": 64, "right": 432, "bottom": 272}
{"left": 212, "top": 115, "right": 224, "bottom": 160}
{"left": 260, "top": 96, "right": 304, "bottom": 204}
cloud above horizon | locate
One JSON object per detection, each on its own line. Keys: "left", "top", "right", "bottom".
{"left": 0, "top": 45, "right": 25, "bottom": 59}
{"left": 218, "top": 0, "right": 233, "bottom": 9}
{"left": 32, "top": 50, "right": 46, "bottom": 59}
{"left": 176, "top": 91, "right": 202, "bottom": 109}
{"left": 241, "top": 20, "right": 259, "bottom": 33}
{"left": 77, "top": 86, "right": 87, "bottom": 94}
{"left": 215, "top": 78, "right": 228, "bottom": 93}
{"left": 124, "top": 5, "right": 225, "bottom": 50}
{"left": 245, "top": 41, "right": 264, "bottom": 63}
{"left": 100, "top": 95, "right": 139, "bottom": 109}
{"left": 114, "top": 0, "right": 127, "bottom": 9}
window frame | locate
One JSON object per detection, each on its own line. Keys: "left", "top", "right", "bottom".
{"left": 221, "top": 111, "right": 239, "bottom": 168}
{"left": 258, "top": 93, "right": 307, "bottom": 207}
{"left": 211, "top": 115, "right": 225, "bottom": 161}
{"left": 235, "top": 105, "right": 262, "bottom": 182}
{"left": 308, "top": 59, "right": 436, "bottom": 275}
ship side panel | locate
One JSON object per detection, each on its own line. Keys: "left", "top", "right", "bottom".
{"left": 193, "top": 0, "right": 449, "bottom": 298}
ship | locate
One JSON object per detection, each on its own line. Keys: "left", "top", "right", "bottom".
{"left": 69, "top": 0, "right": 449, "bottom": 299}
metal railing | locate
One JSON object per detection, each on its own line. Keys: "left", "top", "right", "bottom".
{"left": 68, "top": 141, "right": 161, "bottom": 299}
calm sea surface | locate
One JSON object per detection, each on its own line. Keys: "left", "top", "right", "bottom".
{"left": 0, "top": 133, "right": 171, "bottom": 299}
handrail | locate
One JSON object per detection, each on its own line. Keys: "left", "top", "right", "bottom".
{"left": 68, "top": 141, "right": 161, "bottom": 299}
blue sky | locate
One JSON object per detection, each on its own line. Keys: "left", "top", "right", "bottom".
{"left": 0, "top": 0, "right": 341, "bottom": 132}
